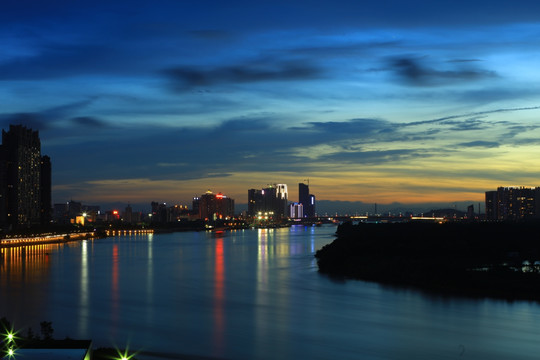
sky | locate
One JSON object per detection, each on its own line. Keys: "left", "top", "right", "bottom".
{"left": 3, "top": 0, "right": 540, "bottom": 213}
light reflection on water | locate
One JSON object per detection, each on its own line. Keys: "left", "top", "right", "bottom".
{"left": 1, "top": 226, "right": 540, "bottom": 359}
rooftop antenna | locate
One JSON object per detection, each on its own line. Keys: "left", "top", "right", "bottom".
{"left": 303, "top": 178, "right": 309, "bottom": 186}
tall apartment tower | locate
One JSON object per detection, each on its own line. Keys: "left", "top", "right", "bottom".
{"left": 485, "top": 187, "right": 540, "bottom": 220}
{"left": 0, "top": 125, "right": 51, "bottom": 229}
{"left": 299, "top": 182, "right": 316, "bottom": 217}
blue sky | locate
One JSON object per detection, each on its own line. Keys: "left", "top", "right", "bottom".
{"left": 3, "top": 0, "right": 540, "bottom": 212}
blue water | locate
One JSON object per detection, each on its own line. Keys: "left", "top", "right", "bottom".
{"left": 2, "top": 225, "right": 540, "bottom": 359}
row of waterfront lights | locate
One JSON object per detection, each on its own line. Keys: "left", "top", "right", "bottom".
{"left": 0, "top": 233, "right": 96, "bottom": 246}
{"left": 106, "top": 229, "right": 154, "bottom": 236}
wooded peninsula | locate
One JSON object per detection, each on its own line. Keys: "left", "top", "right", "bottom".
{"left": 315, "top": 221, "right": 540, "bottom": 301}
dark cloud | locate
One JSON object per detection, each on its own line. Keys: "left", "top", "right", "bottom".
{"left": 389, "top": 57, "right": 496, "bottom": 86}
{"left": 500, "top": 124, "right": 540, "bottom": 140}
{"left": 162, "top": 59, "right": 322, "bottom": 91}
{"left": 319, "top": 148, "right": 428, "bottom": 164}
{"left": 458, "top": 141, "right": 500, "bottom": 148}
{"left": 443, "top": 118, "right": 490, "bottom": 131}
{"left": 71, "top": 116, "right": 108, "bottom": 128}
{"left": 402, "top": 106, "right": 540, "bottom": 127}
{"left": 300, "top": 118, "right": 391, "bottom": 134}
{"left": 0, "top": 99, "right": 107, "bottom": 145}
{"left": 0, "top": 113, "right": 50, "bottom": 131}
{"left": 512, "top": 138, "right": 540, "bottom": 146}
{"left": 47, "top": 114, "right": 436, "bottom": 185}
{"left": 447, "top": 59, "right": 482, "bottom": 63}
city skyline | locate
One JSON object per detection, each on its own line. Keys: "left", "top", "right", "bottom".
{"left": 3, "top": 1, "right": 540, "bottom": 208}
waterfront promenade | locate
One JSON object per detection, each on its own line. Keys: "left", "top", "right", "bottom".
{"left": 0, "top": 232, "right": 98, "bottom": 248}
{"left": 0, "top": 229, "right": 156, "bottom": 248}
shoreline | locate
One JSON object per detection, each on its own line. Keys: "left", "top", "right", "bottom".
{"left": 0, "top": 232, "right": 101, "bottom": 248}
{"left": 315, "top": 221, "right": 540, "bottom": 302}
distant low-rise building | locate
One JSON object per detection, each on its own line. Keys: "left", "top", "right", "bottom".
{"left": 289, "top": 202, "right": 303, "bottom": 219}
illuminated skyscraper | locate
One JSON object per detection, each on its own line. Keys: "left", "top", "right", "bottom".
{"left": 248, "top": 184, "right": 288, "bottom": 219}
{"left": 0, "top": 125, "right": 51, "bottom": 229}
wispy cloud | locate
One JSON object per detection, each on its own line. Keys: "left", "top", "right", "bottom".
{"left": 458, "top": 141, "right": 500, "bottom": 148}
{"left": 162, "top": 58, "right": 323, "bottom": 91}
{"left": 388, "top": 56, "right": 497, "bottom": 86}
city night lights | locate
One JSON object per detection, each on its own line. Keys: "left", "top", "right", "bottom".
{"left": 3, "top": 1, "right": 540, "bottom": 359}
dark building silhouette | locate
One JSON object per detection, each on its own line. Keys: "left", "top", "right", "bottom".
{"left": 53, "top": 202, "right": 69, "bottom": 224}
{"left": 485, "top": 187, "right": 540, "bottom": 220}
{"left": 485, "top": 191, "right": 497, "bottom": 220}
{"left": 298, "top": 182, "right": 316, "bottom": 217}
{"left": 247, "top": 184, "right": 288, "bottom": 219}
{"left": 0, "top": 125, "right": 51, "bottom": 229}
{"left": 124, "top": 204, "right": 133, "bottom": 223}
{"left": 68, "top": 200, "right": 82, "bottom": 219}
{"left": 151, "top": 201, "right": 167, "bottom": 223}
{"left": 467, "top": 204, "right": 474, "bottom": 219}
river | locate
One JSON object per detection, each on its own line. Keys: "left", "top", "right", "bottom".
{"left": 1, "top": 225, "right": 540, "bottom": 359}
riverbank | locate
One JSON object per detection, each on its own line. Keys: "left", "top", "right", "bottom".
{"left": 0, "top": 231, "right": 101, "bottom": 248}
{"left": 315, "top": 221, "right": 540, "bottom": 301}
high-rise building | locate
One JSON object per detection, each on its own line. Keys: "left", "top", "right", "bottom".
{"left": 193, "top": 190, "right": 234, "bottom": 221}
{"left": 299, "top": 182, "right": 316, "bottom": 217}
{"left": 485, "top": 187, "right": 540, "bottom": 220}
{"left": 248, "top": 184, "right": 288, "bottom": 219}
{"left": 0, "top": 125, "right": 51, "bottom": 229}
{"left": 248, "top": 189, "right": 263, "bottom": 216}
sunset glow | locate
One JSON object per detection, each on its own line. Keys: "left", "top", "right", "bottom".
{"left": 2, "top": 1, "right": 540, "bottom": 212}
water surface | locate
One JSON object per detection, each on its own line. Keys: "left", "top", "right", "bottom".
{"left": 1, "top": 225, "right": 540, "bottom": 359}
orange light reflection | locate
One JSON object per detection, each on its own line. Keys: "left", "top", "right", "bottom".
{"left": 213, "top": 236, "right": 225, "bottom": 356}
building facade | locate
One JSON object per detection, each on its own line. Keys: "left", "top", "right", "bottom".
{"left": 193, "top": 190, "right": 234, "bottom": 221}
{"left": 0, "top": 125, "right": 51, "bottom": 229}
{"left": 247, "top": 184, "right": 288, "bottom": 219}
{"left": 485, "top": 186, "right": 540, "bottom": 220}
{"left": 289, "top": 202, "right": 303, "bottom": 219}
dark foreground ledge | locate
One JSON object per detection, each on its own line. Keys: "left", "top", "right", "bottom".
{"left": 315, "top": 221, "right": 540, "bottom": 301}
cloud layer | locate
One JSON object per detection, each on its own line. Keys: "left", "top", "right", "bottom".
{"left": 2, "top": 1, "right": 540, "bottom": 209}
